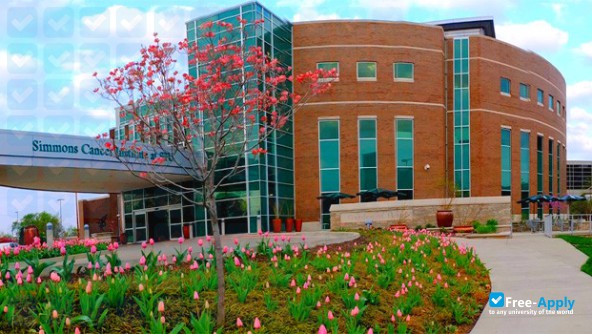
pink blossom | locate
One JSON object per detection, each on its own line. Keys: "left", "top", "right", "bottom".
{"left": 160, "top": 316, "right": 166, "bottom": 324}
{"left": 139, "top": 256, "right": 146, "bottom": 266}
{"left": 236, "top": 317, "right": 243, "bottom": 327}
{"left": 397, "top": 309, "right": 403, "bottom": 317}
{"left": 194, "top": 291, "right": 199, "bottom": 300}
{"left": 158, "top": 301, "right": 165, "bottom": 313}
{"left": 90, "top": 245, "right": 97, "bottom": 254}
{"left": 149, "top": 238, "right": 155, "bottom": 246}
{"left": 234, "top": 238, "right": 239, "bottom": 245}
{"left": 74, "top": 328, "right": 80, "bottom": 334}
{"left": 318, "top": 324, "right": 328, "bottom": 334}
{"left": 391, "top": 314, "right": 396, "bottom": 322}
{"left": 253, "top": 317, "right": 261, "bottom": 329}
{"left": 50, "top": 272, "right": 60, "bottom": 282}
{"left": 141, "top": 241, "right": 147, "bottom": 249}
{"left": 178, "top": 237, "right": 184, "bottom": 245}
{"left": 328, "top": 310, "right": 334, "bottom": 320}
{"left": 351, "top": 306, "right": 360, "bottom": 316}
{"left": 368, "top": 329, "right": 374, "bottom": 334}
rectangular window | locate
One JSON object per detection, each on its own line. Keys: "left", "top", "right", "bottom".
{"left": 393, "top": 62, "right": 414, "bottom": 81}
{"left": 520, "top": 83, "right": 530, "bottom": 100}
{"left": 500, "top": 77, "right": 511, "bottom": 95}
{"left": 537, "top": 136, "right": 543, "bottom": 218}
{"left": 548, "top": 95, "right": 554, "bottom": 111}
{"left": 454, "top": 38, "right": 471, "bottom": 197}
{"left": 319, "top": 120, "right": 340, "bottom": 229}
{"left": 317, "top": 62, "right": 339, "bottom": 82}
{"left": 520, "top": 131, "right": 530, "bottom": 219}
{"left": 357, "top": 62, "right": 377, "bottom": 81}
{"left": 359, "top": 118, "right": 377, "bottom": 198}
{"left": 557, "top": 143, "right": 561, "bottom": 196}
{"left": 501, "top": 128, "right": 511, "bottom": 196}
{"left": 556, "top": 100, "right": 561, "bottom": 116}
{"left": 396, "top": 118, "right": 414, "bottom": 199}
{"left": 548, "top": 139, "right": 554, "bottom": 195}
{"left": 537, "top": 89, "right": 544, "bottom": 106}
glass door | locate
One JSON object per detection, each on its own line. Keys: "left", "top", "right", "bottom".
{"left": 169, "top": 208, "right": 183, "bottom": 239}
{"left": 133, "top": 211, "right": 147, "bottom": 242}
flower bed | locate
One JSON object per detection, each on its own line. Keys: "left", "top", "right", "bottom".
{"left": 0, "top": 230, "right": 489, "bottom": 333}
{"left": 0, "top": 237, "right": 108, "bottom": 263}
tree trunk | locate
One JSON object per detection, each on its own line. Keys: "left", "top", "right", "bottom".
{"left": 206, "top": 193, "right": 225, "bottom": 327}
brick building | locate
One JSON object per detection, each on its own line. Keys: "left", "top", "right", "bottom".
{"left": 92, "top": 2, "right": 567, "bottom": 240}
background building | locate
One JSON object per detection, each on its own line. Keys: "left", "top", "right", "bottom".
{"left": 567, "top": 161, "right": 592, "bottom": 195}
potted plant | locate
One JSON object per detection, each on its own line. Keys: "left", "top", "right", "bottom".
{"left": 284, "top": 204, "right": 294, "bottom": 232}
{"left": 294, "top": 218, "right": 303, "bottom": 232}
{"left": 436, "top": 179, "right": 456, "bottom": 228}
{"left": 272, "top": 203, "right": 282, "bottom": 233}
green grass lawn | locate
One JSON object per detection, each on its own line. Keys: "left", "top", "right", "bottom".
{"left": 557, "top": 235, "right": 592, "bottom": 276}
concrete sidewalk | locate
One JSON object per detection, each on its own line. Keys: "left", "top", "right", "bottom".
{"left": 113, "top": 231, "right": 360, "bottom": 265}
{"left": 456, "top": 233, "right": 592, "bottom": 334}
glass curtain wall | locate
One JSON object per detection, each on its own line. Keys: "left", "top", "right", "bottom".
{"left": 453, "top": 38, "right": 471, "bottom": 197}
{"left": 501, "top": 128, "right": 511, "bottom": 196}
{"left": 319, "top": 120, "right": 340, "bottom": 229}
{"left": 185, "top": 3, "right": 294, "bottom": 234}
{"left": 396, "top": 118, "right": 413, "bottom": 199}
{"left": 359, "top": 118, "right": 377, "bottom": 201}
{"left": 520, "top": 131, "right": 530, "bottom": 219}
{"left": 537, "top": 136, "right": 543, "bottom": 218}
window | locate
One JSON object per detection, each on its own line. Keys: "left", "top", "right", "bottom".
{"left": 520, "top": 131, "right": 530, "bottom": 219}
{"left": 548, "top": 95, "right": 554, "bottom": 111}
{"left": 557, "top": 143, "right": 561, "bottom": 197}
{"left": 358, "top": 118, "right": 377, "bottom": 199}
{"left": 500, "top": 77, "right": 511, "bottom": 95}
{"left": 501, "top": 128, "right": 511, "bottom": 196}
{"left": 556, "top": 100, "right": 561, "bottom": 116}
{"left": 537, "top": 136, "right": 543, "bottom": 218}
{"left": 396, "top": 119, "right": 414, "bottom": 199}
{"left": 317, "top": 62, "right": 339, "bottom": 82}
{"left": 357, "top": 62, "right": 376, "bottom": 81}
{"left": 319, "top": 120, "right": 340, "bottom": 229}
{"left": 520, "top": 83, "right": 530, "bottom": 100}
{"left": 537, "top": 89, "right": 544, "bottom": 106}
{"left": 548, "top": 139, "right": 554, "bottom": 195}
{"left": 393, "top": 62, "right": 414, "bottom": 81}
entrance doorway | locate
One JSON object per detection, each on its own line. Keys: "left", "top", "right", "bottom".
{"left": 148, "top": 210, "right": 169, "bottom": 242}
{"left": 132, "top": 205, "right": 182, "bottom": 243}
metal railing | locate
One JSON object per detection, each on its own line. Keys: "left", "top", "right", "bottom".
{"left": 544, "top": 214, "right": 592, "bottom": 238}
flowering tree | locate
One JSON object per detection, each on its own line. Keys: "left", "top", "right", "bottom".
{"left": 95, "top": 18, "right": 334, "bottom": 325}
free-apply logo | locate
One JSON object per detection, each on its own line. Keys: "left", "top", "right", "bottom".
{"left": 489, "top": 292, "right": 505, "bottom": 308}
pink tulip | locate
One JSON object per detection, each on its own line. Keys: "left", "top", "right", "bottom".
{"left": 139, "top": 256, "right": 146, "bottom": 266}
{"left": 397, "top": 309, "right": 403, "bottom": 317}
{"left": 391, "top": 314, "right": 396, "bottom": 323}
{"left": 351, "top": 306, "right": 359, "bottom": 316}
{"left": 74, "top": 328, "right": 80, "bottom": 334}
{"left": 158, "top": 301, "right": 165, "bottom": 313}
{"left": 236, "top": 317, "right": 243, "bottom": 327}
{"left": 234, "top": 238, "right": 239, "bottom": 245}
{"left": 149, "top": 238, "right": 155, "bottom": 245}
{"left": 52, "top": 310, "right": 58, "bottom": 319}
{"left": 354, "top": 292, "right": 360, "bottom": 301}
{"left": 160, "top": 316, "right": 166, "bottom": 324}
{"left": 138, "top": 283, "right": 144, "bottom": 292}
{"left": 406, "top": 315, "right": 411, "bottom": 322}
{"left": 325, "top": 296, "right": 330, "bottom": 303}
{"left": 253, "top": 317, "right": 261, "bottom": 329}
{"left": 328, "top": 310, "right": 334, "bottom": 320}
{"left": 318, "top": 324, "right": 328, "bottom": 334}
{"left": 368, "top": 329, "right": 374, "bottom": 334}
{"left": 3, "top": 306, "right": 8, "bottom": 313}
{"left": 86, "top": 281, "right": 92, "bottom": 294}
{"left": 178, "top": 237, "right": 184, "bottom": 245}
{"left": 193, "top": 291, "right": 199, "bottom": 300}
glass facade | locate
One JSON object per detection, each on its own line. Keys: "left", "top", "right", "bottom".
{"left": 557, "top": 143, "right": 561, "bottom": 195}
{"left": 520, "top": 131, "right": 530, "bottom": 219}
{"left": 118, "top": 3, "right": 295, "bottom": 238}
{"left": 394, "top": 62, "right": 414, "bottom": 81}
{"left": 567, "top": 163, "right": 592, "bottom": 190}
{"left": 396, "top": 118, "right": 413, "bottom": 199}
{"left": 501, "top": 128, "right": 511, "bottom": 196}
{"left": 453, "top": 38, "right": 470, "bottom": 197}
{"left": 359, "top": 118, "right": 377, "bottom": 199}
{"left": 319, "top": 120, "right": 340, "bottom": 229}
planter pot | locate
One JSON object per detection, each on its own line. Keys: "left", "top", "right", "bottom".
{"left": 294, "top": 219, "right": 303, "bottom": 232}
{"left": 436, "top": 210, "right": 454, "bottom": 227}
{"left": 272, "top": 218, "right": 282, "bottom": 233}
{"left": 285, "top": 218, "right": 294, "bottom": 232}
{"left": 453, "top": 225, "right": 474, "bottom": 233}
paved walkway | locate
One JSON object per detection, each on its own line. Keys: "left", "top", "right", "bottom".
{"left": 456, "top": 233, "right": 592, "bottom": 334}
{"left": 112, "top": 231, "right": 359, "bottom": 265}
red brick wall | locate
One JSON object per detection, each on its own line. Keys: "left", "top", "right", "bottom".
{"left": 292, "top": 22, "right": 567, "bottom": 222}
{"left": 80, "top": 194, "right": 119, "bottom": 235}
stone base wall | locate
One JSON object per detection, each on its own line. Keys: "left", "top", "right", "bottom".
{"left": 330, "top": 197, "right": 511, "bottom": 230}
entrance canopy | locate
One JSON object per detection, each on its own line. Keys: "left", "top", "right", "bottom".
{"left": 0, "top": 130, "right": 193, "bottom": 193}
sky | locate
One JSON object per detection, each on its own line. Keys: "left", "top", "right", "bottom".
{"left": 0, "top": 0, "right": 591, "bottom": 234}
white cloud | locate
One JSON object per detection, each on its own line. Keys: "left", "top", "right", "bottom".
{"left": 85, "top": 108, "right": 116, "bottom": 121}
{"left": 567, "top": 106, "right": 592, "bottom": 160}
{"left": 496, "top": 20, "right": 568, "bottom": 54}
{"left": 279, "top": 0, "right": 340, "bottom": 22}
{"left": 567, "top": 81, "right": 592, "bottom": 106}
{"left": 574, "top": 41, "right": 592, "bottom": 59}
